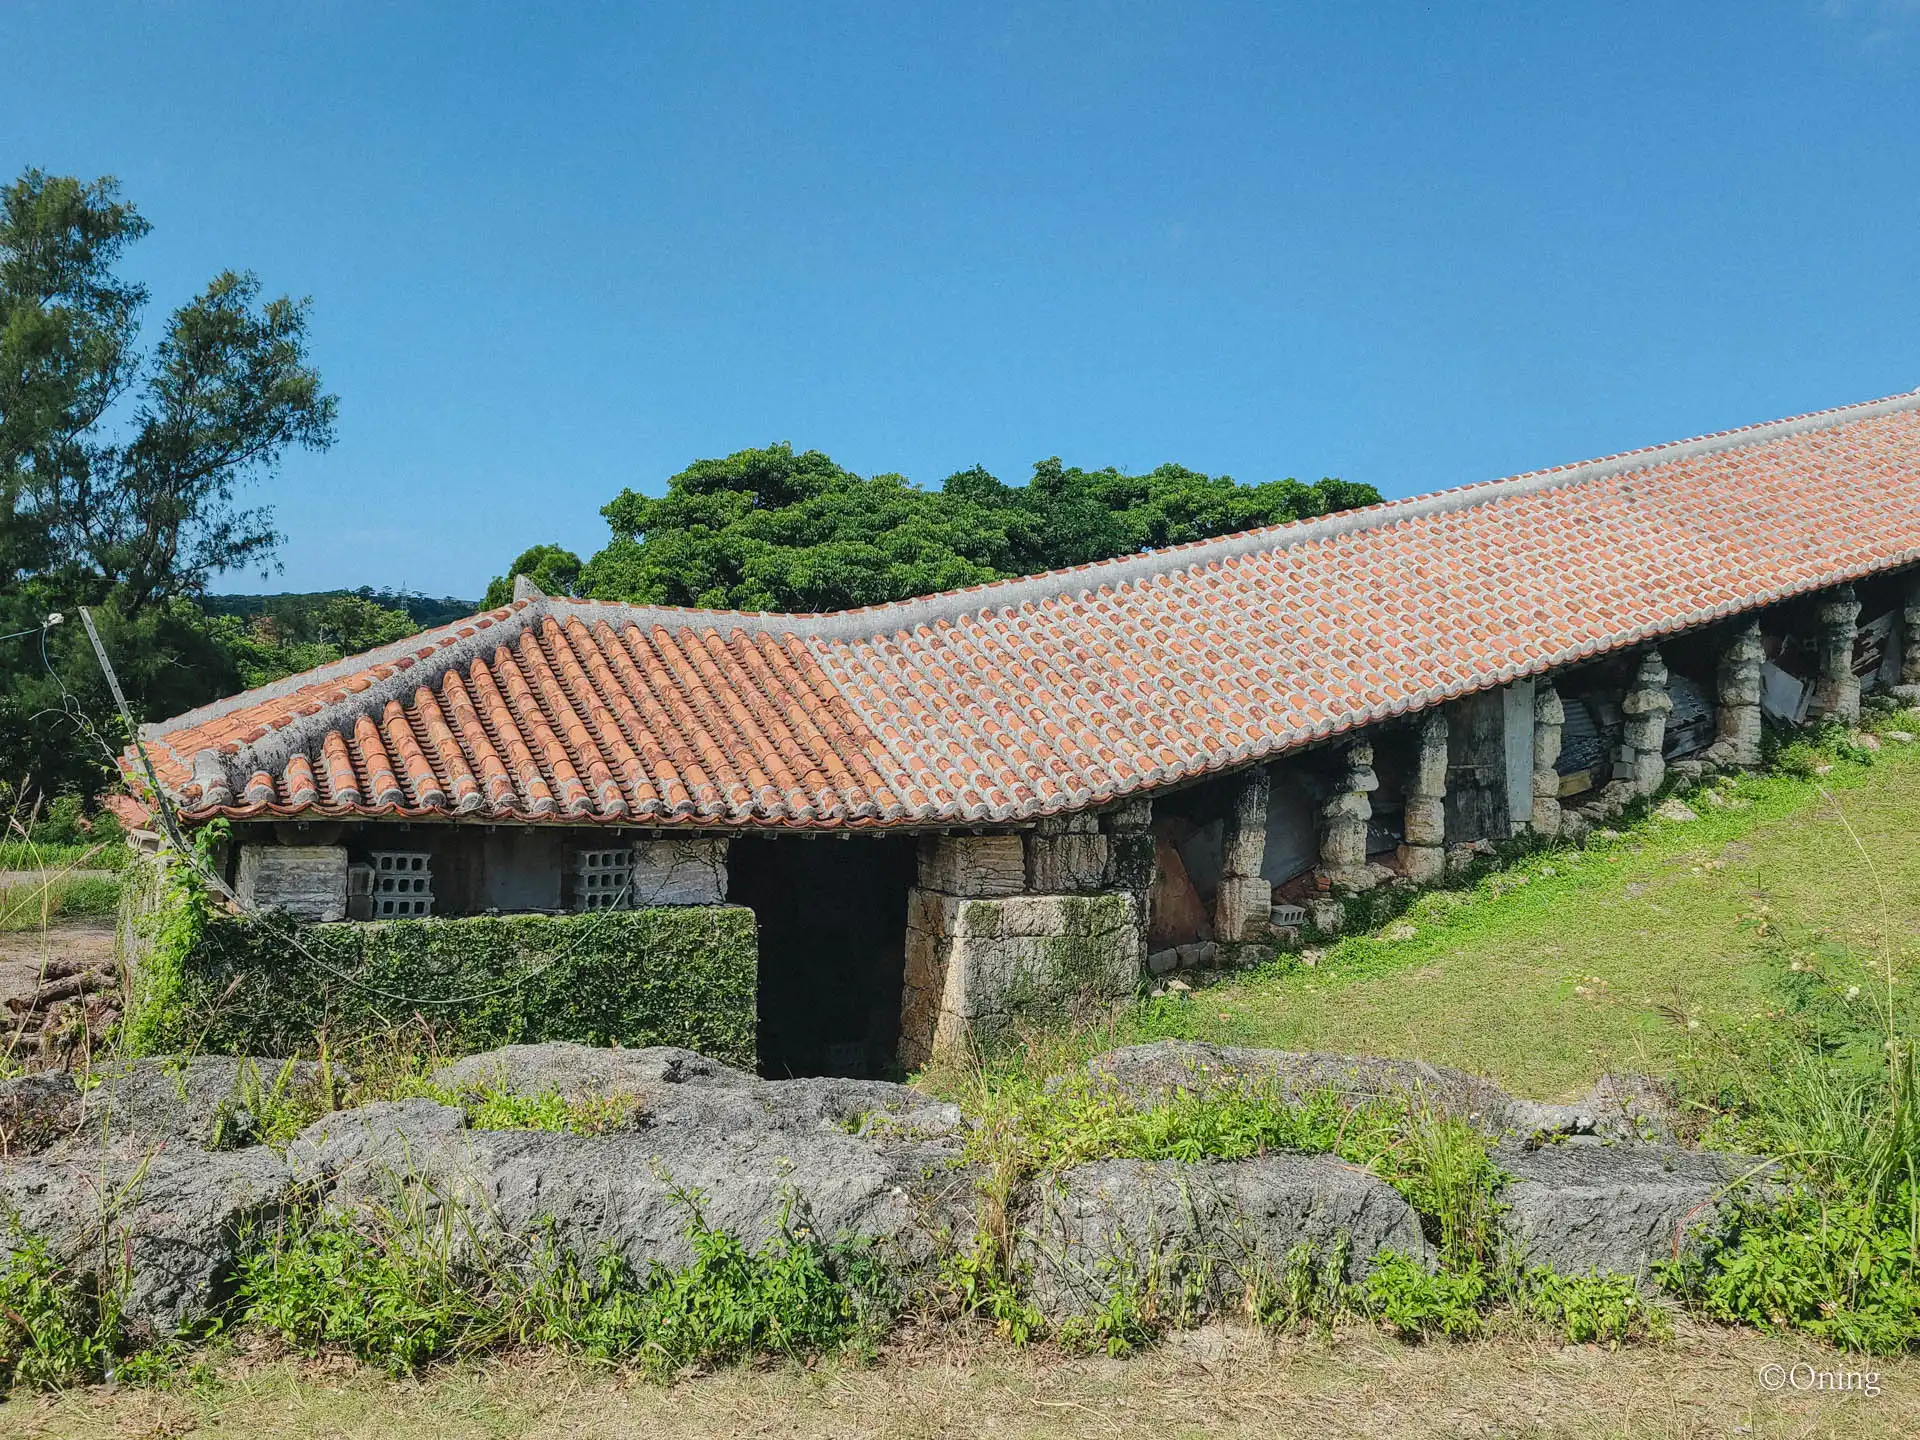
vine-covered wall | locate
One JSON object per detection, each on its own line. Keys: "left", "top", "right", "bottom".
{"left": 124, "top": 848, "right": 757, "bottom": 1066}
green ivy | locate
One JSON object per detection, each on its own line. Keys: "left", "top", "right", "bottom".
{"left": 127, "top": 902, "right": 757, "bottom": 1067}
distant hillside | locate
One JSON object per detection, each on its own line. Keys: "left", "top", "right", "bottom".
{"left": 204, "top": 588, "right": 477, "bottom": 631}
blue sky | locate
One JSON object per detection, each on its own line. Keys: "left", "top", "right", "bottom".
{"left": 6, "top": 2, "right": 1918, "bottom": 600}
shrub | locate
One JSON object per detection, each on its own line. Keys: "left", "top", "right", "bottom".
{"left": 126, "top": 892, "right": 758, "bottom": 1067}
{"left": 1665, "top": 920, "right": 1920, "bottom": 1353}
{"left": 238, "top": 1187, "right": 889, "bottom": 1378}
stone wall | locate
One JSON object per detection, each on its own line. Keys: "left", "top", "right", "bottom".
{"left": 234, "top": 844, "right": 347, "bottom": 922}
{"left": 898, "top": 887, "right": 1140, "bottom": 1068}
{"left": 897, "top": 828, "right": 1149, "bottom": 1067}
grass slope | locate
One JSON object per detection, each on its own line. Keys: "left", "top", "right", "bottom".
{"left": 1118, "top": 742, "right": 1920, "bottom": 1101}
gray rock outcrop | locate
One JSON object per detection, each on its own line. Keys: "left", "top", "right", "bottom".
{"left": 1018, "top": 1154, "right": 1428, "bottom": 1320}
{"left": 1494, "top": 1140, "right": 1761, "bottom": 1279}
{"left": 0, "top": 1144, "right": 294, "bottom": 1334}
{"left": 290, "top": 1079, "right": 975, "bottom": 1274}
{"left": 1081, "top": 1041, "right": 1678, "bottom": 1142}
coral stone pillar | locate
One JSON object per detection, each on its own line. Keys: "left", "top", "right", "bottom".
{"left": 1213, "top": 767, "right": 1271, "bottom": 943}
{"left": 1619, "top": 650, "right": 1672, "bottom": 797}
{"left": 1319, "top": 740, "right": 1379, "bottom": 893}
{"left": 1898, "top": 580, "right": 1920, "bottom": 706}
{"left": 1396, "top": 712, "right": 1448, "bottom": 883}
{"left": 1710, "top": 622, "right": 1765, "bottom": 767}
{"left": 1530, "top": 685, "right": 1565, "bottom": 839}
{"left": 1810, "top": 585, "right": 1862, "bottom": 725}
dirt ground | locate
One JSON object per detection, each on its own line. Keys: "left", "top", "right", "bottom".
{"left": 0, "top": 919, "right": 114, "bottom": 1007}
{"left": 2, "top": 1320, "right": 1913, "bottom": 1440}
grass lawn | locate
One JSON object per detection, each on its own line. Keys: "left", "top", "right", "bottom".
{"left": 5, "top": 1322, "right": 1914, "bottom": 1440}
{"left": 0, "top": 873, "right": 121, "bottom": 932}
{"left": 1103, "top": 736, "right": 1920, "bottom": 1102}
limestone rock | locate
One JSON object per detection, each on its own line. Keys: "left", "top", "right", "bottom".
{"left": 0, "top": 1145, "right": 295, "bottom": 1334}
{"left": 0, "top": 1072, "right": 80, "bottom": 1156}
{"left": 631, "top": 837, "right": 730, "bottom": 905}
{"left": 1025, "top": 832, "right": 1111, "bottom": 893}
{"left": 435, "top": 1043, "right": 752, "bottom": 1102}
{"left": 900, "top": 890, "right": 1141, "bottom": 1067}
{"left": 918, "top": 835, "right": 1026, "bottom": 898}
{"left": 69, "top": 1057, "right": 334, "bottom": 1152}
{"left": 289, "top": 1080, "right": 974, "bottom": 1277}
{"left": 1213, "top": 874, "right": 1272, "bottom": 943}
{"left": 1494, "top": 1141, "right": 1759, "bottom": 1280}
{"left": 235, "top": 843, "right": 347, "bottom": 921}
{"left": 1017, "top": 1155, "right": 1428, "bottom": 1320}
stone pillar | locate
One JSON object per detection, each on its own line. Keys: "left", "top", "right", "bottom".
{"left": 1530, "top": 686, "right": 1565, "bottom": 839}
{"left": 1619, "top": 650, "right": 1672, "bottom": 797}
{"left": 1101, "top": 798, "right": 1156, "bottom": 893}
{"left": 1897, "top": 581, "right": 1920, "bottom": 706}
{"left": 1396, "top": 712, "right": 1448, "bottom": 883}
{"left": 1708, "top": 622, "right": 1765, "bottom": 767}
{"left": 1319, "top": 740, "right": 1379, "bottom": 893}
{"left": 1214, "top": 767, "right": 1271, "bottom": 943}
{"left": 1025, "top": 813, "right": 1109, "bottom": 893}
{"left": 1809, "top": 585, "right": 1862, "bottom": 725}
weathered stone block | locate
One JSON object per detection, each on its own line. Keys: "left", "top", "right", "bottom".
{"left": 1397, "top": 843, "right": 1445, "bottom": 884}
{"left": 1034, "top": 811, "right": 1099, "bottom": 837}
{"left": 1632, "top": 752, "right": 1666, "bottom": 796}
{"left": 1105, "top": 830, "right": 1157, "bottom": 893}
{"left": 1221, "top": 767, "right": 1270, "bottom": 877}
{"left": 1024, "top": 832, "right": 1110, "bottom": 893}
{"left": 1412, "top": 711, "right": 1449, "bottom": 795}
{"left": 1101, "top": 798, "right": 1153, "bottom": 832}
{"left": 236, "top": 843, "right": 347, "bottom": 921}
{"left": 1402, "top": 794, "right": 1446, "bottom": 847}
{"left": 918, "top": 834, "right": 1026, "bottom": 897}
{"left": 1213, "top": 874, "right": 1271, "bottom": 943}
{"left": 631, "top": 837, "right": 729, "bottom": 905}
{"left": 897, "top": 890, "right": 1142, "bottom": 1068}
{"left": 1530, "top": 794, "right": 1562, "bottom": 839}
{"left": 1621, "top": 713, "right": 1667, "bottom": 752}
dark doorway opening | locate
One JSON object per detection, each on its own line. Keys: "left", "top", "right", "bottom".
{"left": 728, "top": 835, "right": 920, "bottom": 1079}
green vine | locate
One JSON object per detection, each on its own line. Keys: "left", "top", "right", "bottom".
{"left": 120, "top": 820, "right": 226, "bottom": 1056}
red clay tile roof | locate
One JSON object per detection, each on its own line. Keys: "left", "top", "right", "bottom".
{"left": 128, "top": 389, "right": 1920, "bottom": 829}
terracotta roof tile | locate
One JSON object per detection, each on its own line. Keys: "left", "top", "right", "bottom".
{"left": 127, "top": 390, "right": 1920, "bottom": 828}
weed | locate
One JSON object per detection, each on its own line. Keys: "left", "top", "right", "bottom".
{"left": 1523, "top": 1267, "right": 1671, "bottom": 1346}
{"left": 0, "top": 1235, "right": 136, "bottom": 1392}
{"left": 1361, "top": 1251, "right": 1487, "bottom": 1340}
{"left": 208, "top": 1056, "right": 339, "bottom": 1151}
{"left": 1246, "top": 1236, "right": 1352, "bottom": 1331}
{"left": 940, "top": 1228, "right": 1045, "bottom": 1345}
{"left": 237, "top": 1184, "right": 889, "bottom": 1378}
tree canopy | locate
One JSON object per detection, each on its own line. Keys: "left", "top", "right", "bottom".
{"left": 552, "top": 443, "right": 1379, "bottom": 613}
{"left": 0, "top": 167, "right": 335, "bottom": 797}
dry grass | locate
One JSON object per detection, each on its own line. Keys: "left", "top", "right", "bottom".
{"left": 4, "top": 1320, "right": 1913, "bottom": 1439}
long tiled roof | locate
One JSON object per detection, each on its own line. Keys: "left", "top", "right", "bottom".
{"left": 129, "top": 389, "right": 1920, "bottom": 829}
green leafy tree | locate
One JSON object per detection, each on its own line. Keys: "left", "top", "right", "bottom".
{"left": 571, "top": 444, "right": 1380, "bottom": 614}
{"left": 0, "top": 167, "right": 336, "bottom": 798}
{"left": 206, "top": 593, "right": 417, "bottom": 689}
{"left": 481, "top": 544, "right": 584, "bottom": 609}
